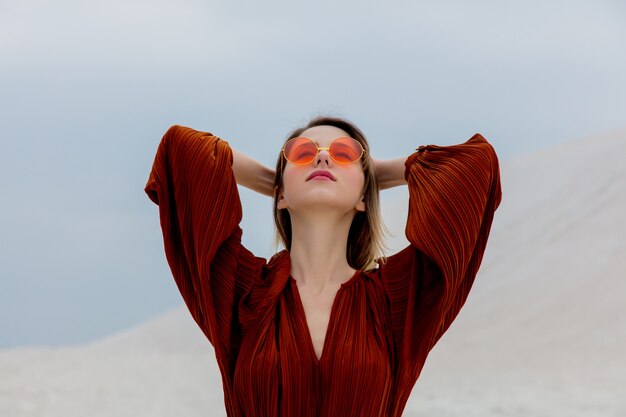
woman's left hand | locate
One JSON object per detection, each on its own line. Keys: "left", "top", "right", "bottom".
{"left": 371, "top": 156, "right": 382, "bottom": 182}
{"left": 370, "top": 156, "right": 408, "bottom": 191}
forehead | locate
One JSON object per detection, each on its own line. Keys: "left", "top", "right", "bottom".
{"left": 299, "top": 125, "right": 351, "bottom": 145}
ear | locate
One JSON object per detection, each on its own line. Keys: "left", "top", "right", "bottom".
{"left": 355, "top": 195, "right": 366, "bottom": 212}
{"left": 276, "top": 186, "right": 288, "bottom": 209}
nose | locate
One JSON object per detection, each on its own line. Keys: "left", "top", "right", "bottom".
{"left": 315, "top": 149, "right": 332, "bottom": 166}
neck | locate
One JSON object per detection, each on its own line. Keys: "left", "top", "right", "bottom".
{"left": 288, "top": 208, "right": 358, "bottom": 294}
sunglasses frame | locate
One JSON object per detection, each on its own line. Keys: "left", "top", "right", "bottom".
{"left": 281, "top": 136, "right": 366, "bottom": 172}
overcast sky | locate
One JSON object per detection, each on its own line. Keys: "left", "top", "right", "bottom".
{"left": 1, "top": 0, "right": 624, "bottom": 348}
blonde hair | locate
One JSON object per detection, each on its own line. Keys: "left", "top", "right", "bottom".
{"left": 272, "top": 114, "right": 390, "bottom": 271}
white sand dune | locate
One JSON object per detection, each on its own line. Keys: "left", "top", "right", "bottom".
{"left": 2, "top": 129, "right": 625, "bottom": 417}
{"left": 402, "top": 128, "right": 626, "bottom": 417}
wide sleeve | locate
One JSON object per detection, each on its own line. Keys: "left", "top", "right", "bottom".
{"left": 144, "top": 124, "right": 264, "bottom": 363}
{"left": 378, "top": 133, "right": 502, "bottom": 380}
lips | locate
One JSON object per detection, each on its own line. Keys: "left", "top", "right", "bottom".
{"left": 307, "top": 170, "right": 336, "bottom": 181}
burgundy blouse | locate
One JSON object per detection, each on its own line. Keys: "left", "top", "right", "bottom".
{"left": 144, "top": 124, "right": 502, "bottom": 417}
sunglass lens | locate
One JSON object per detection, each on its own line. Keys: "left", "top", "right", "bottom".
{"left": 330, "top": 138, "right": 363, "bottom": 164}
{"left": 284, "top": 138, "right": 317, "bottom": 164}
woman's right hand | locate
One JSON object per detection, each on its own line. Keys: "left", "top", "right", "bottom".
{"left": 231, "top": 146, "right": 276, "bottom": 197}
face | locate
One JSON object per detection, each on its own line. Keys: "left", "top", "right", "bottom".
{"left": 277, "top": 125, "right": 366, "bottom": 214}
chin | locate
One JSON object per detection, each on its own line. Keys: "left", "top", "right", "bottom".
{"left": 289, "top": 197, "right": 358, "bottom": 213}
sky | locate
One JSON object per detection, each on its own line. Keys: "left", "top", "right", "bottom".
{"left": 1, "top": 0, "right": 625, "bottom": 348}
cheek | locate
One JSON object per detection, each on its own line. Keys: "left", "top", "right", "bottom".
{"left": 280, "top": 170, "right": 298, "bottom": 197}
{"left": 350, "top": 169, "right": 366, "bottom": 188}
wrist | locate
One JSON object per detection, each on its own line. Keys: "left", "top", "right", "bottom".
{"left": 376, "top": 157, "right": 408, "bottom": 190}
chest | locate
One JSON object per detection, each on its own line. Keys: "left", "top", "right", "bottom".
{"left": 296, "top": 287, "right": 339, "bottom": 362}
{"left": 232, "top": 278, "right": 395, "bottom": 415}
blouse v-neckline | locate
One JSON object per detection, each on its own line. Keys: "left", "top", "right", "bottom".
{"left": 288, "top": 270, "right": 362, "bottom": 365}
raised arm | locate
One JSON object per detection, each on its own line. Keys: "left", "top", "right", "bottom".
{"left": 372, "top": 156, "right": 409, "bottom": 190}
{"left": 377, "top": 134, "right": 502, "bottom": 380}
{"left": 231, "top": 147, "right": 276, "bottom": 197}
{"left": 144, "top": 124, "right": 266, "bottom": 365}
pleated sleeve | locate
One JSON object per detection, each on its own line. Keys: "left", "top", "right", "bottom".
{"left": 144, "top": 124, "right": 262, "bottom": 362}
{"left": 379, "top": 133, "right": 502, "bottom": 379}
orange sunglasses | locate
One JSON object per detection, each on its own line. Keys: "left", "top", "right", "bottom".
{"left": 281, "top": 137, "right": 365, "bottom": 171}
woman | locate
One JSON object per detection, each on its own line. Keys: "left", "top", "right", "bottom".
{"left": 144, "top": 115, "right": 502, "bottom": 417}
